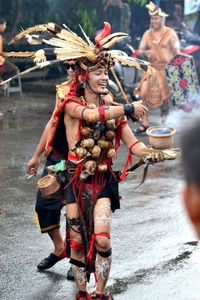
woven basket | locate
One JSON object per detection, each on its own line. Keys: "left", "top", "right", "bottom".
{"left": 38, "top": 174, "right": 62, "bottom": 198}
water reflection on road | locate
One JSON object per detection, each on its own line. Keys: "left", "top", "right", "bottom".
{"left": 0, "top": 95, "right": 200, "bottom": 300}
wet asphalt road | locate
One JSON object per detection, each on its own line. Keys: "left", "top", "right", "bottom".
{"left": 0, "top": 92, "right": 200, "bottom": 300}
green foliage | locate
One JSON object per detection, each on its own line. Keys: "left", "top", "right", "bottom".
{"left": 0, "top": 0, "right": 148, "bottom": 37}
{"left": 127, "top": 0, "right": 148, "bottom": 5}
{"left": 18, "top": 0, "right": 51, "bottom": 28}
{"left": 0, "top": 0, "right": 51, "bottom": 32}
{"left": 67, "top": 4, "right": 98, "bottom": 37}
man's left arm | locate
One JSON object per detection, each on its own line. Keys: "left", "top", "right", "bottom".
{"left": 170, "top": 30, "right": 181, "bottom": 56}
{"left": 121, "top": 123, "right": 146, "bottom": 157}
{"left": 121, "top": 123, "right": 164, "bottom": 161}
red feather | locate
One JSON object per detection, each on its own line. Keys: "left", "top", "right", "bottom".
{"left": 95, "top": 22, "right": 111, "bottom": 45}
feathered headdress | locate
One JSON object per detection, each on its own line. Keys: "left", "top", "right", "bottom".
{"left": 146, "top": 1, "right": 169, "bottom": 17}
{"left": 1, "top": 21, "right": 152, "bottom": 85}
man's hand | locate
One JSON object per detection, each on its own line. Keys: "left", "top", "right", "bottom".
{"left": 140, "top": 147, "right": 164, "bottom": 162}
{"left": 145, "top": 50, "right": 157, "bottom": 61}
{"left": 26, "top": 156, "right": 40, "bottom": 175}
{"left": 133, "top": 101, "right": 148, "bottom": 119}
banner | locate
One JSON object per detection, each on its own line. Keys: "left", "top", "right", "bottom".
{"left": 184, "top": 0, "right": 200, "bottom": 15}
{"left": 165, "top": 54, "right": 199, "bottom": 112}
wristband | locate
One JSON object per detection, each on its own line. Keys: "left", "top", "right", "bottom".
{"left": 129, "top": 140, "right": 142, "bottom": 153}
{"left": 123, "top": 104, "right": 135, "bottom": 117}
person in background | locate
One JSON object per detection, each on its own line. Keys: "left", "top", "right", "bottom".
{"left": 104, "top": 0, "right": 123, "bottom": 32}
{"left": 120, "top": 2, "right": 131, "bottom": 34}
{"left": 26, "top": 60, "right": 76, "bottom": 280}
{"left": 134, "top": 1, "right": 180, "bottom": 134}
{"left": 0, "top": 17, "right": 18, "bottom": 87}
{"left": 181, "top": 120, "right": 200, "bottom": 239}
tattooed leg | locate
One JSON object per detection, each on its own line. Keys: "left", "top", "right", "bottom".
{"left": 71, "top": 257, "right": 87, "bottom": 291}
{"left": 95, "top": 249, "right": 112, "bottom": 293}
{"left": 94, "top": 199, "right": 112, "bottom": 234}
{"left": 66, "top": 203, "right": 86, "bottom": 291}
{"left": 66, "top": 203, "right": 84, "bottom": 260}
{"left": 94, "top": 198, "right": 112, "bottom": 293}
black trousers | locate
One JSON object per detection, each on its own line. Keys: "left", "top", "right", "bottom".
{"left": 35, "top": 150, "right": 64, "bottom": 233}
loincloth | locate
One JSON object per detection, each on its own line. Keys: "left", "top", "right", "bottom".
{"left": 136, "top": 66, "right": 170, "bottom": 108}
{"left": 63, "top": 160, "right": 120, "bottom": 272}
{"left": 63, "top": 160, "right": 120, "bottom": 211}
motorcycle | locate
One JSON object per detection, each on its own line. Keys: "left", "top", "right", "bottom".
{"left": 175, "top": 24, "right": 200, "bottom": 80}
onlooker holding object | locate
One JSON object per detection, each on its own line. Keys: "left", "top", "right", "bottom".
{"left": 0, "top": 17, "right": 18, "bottom": 86}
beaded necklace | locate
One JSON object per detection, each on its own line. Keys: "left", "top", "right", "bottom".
{"left": 151, "top": 28, "right": 165, "bottom": 44}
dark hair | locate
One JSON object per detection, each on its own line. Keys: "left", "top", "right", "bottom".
{"left": 181, "top": 120, "right": 200, "bottom": 188}
{"left": 75, "top": 63, "right": 86, "bottom": 96}
{"left": 76, "top": 81, "right": 85, "bottom": 96}
{"left": 0, "top": 17, "right": 6, "bottom": 25}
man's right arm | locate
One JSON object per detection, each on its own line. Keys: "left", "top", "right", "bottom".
{"left": 26, "top": 85, "right": 70, "bottom": 175}
{"left": 138, "top": 31, "right": 157, "bottom": 61}
{"left": 26, "top": 120, "right": 52, "bottom": 175}
{"left": 137, "top": 31, "right": 148, "bottom": 58}
{"left": 26, "top": 96, "right": 57, "bottom": 175}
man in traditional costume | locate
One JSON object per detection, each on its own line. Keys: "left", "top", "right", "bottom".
{"left": 134, "top": 1, "right": 180, "bottom": 134}
{"left": 45, "top": 27, "right": 164, "bottom": 300}
{"left": 51, "top": 61, "right": 160, "bottom": 300}
{"left": 104, "top": 0, "right": 123, "bottom": 32}
{"left": 3, "top": 21, "right": 165, "bottom": 299}
{"left": 26, "top": 60, "right": 76, "bottom": 279}
{"left": 27, "top": 60, "right": 114, "bottom": 278}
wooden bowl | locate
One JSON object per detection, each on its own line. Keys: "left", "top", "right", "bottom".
{"left": 38, "top": 174, "right": 62, "bottom": 198}
{"left": 146, "top": 126, "right": 176, "bottom": 149}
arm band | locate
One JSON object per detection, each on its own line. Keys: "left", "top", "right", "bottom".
{"left": 81, "top": 107, "right": 89, "bottom": 120}
{"left": 129, "top": 140, "right": 142, "bottom": 153}
{"left": 98, "top": 106, "right": 105, "bottom": 124}
{"left": 123, "top": 104, "right": 135, "bottom": 117}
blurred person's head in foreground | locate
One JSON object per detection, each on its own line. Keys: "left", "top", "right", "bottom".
{"left": 181, "top": 120, "right": 200, "bottom": 238}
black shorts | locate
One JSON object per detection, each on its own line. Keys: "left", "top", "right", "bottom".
{"left": 35, "top": 150, "right": 64, "bottom": 233}
{"left": 63, "top": 160, "right": 120, "bottom": 212}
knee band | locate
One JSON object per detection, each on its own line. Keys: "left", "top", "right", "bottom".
{"left": 70, "top": 258, "right": 85, "bottom": 268}
{"left": 70, "top": 239, "right": 84, "bottom": 250}
{"left": 68, "top": 217, "right": 80, "bottom": 233}
{"left": 97, "top": 248, "right": 112, "bottom": 258}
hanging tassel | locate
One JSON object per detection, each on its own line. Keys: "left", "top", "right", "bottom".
{"left": 120, "top": 151, "right": 133, "bottom": 180}
{"left": 33, "top": 208, "right": 40, "bottom": 228}
{"left": 87, "top": 233, "right": 110, "bottom": 268}
{"left": 120, "top": 140, "right": 142, "bottom": 180}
